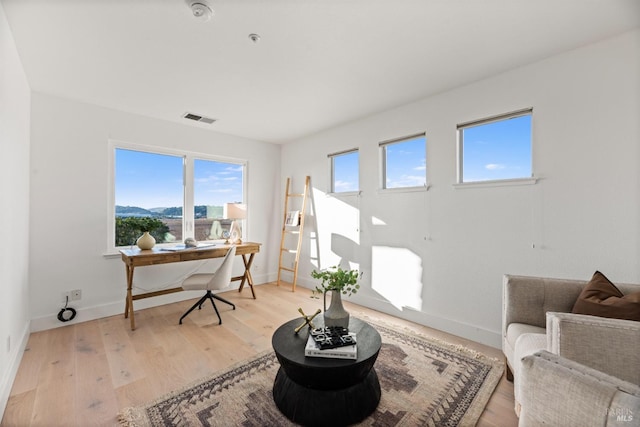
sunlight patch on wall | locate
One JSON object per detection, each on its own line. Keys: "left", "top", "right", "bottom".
{"left": 323, "top": 194, "right": 359, "bottom": 244}
{"left": 372, "top": 216, "right": 386, "bottom": 225}
{"left": 372, "top": 246, "right": 423, "bottom": 310}
{"left": 312, "top": 187, "right": 361, "bottom": 269}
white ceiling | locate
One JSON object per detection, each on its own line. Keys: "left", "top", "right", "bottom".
{"left": 3, "top": 0, "right": 639, "bottom": 144}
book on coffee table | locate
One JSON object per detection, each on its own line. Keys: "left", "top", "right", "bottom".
{"left": 304, "top": 332, "right": 357, "bottom": 360}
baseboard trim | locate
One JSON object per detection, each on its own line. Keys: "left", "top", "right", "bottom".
{"left": 0, "top": 321, "right": 30, "bottom": 421}
{"left": 29, "top": 272, "right": 501, "bottom": 346}
{"left": 30, "top": 278, "right": 270, "bottom": 333}
{"left": 293, "top": 278, "right": 501, "bottom": 349}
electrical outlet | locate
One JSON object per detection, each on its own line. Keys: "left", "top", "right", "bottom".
{"left": 71, "top": 289, "right": 82, "bottom": 301}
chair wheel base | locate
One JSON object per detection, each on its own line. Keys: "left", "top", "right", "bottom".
{"left": 179, "top": 290, "right": 235, "bottom": 325}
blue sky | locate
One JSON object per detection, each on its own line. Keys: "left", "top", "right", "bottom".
{"left": 115, "top": 149, "right": 243, "bottom": 209}
{"left": 333, "top": 151, "right": 360, "bottom": 192}
{"left": 194, "top": 159, "right": 243, "bottom": 206}
{"left": 117, "top": 116, "right": 529, "bottom": 208}
{"left": 332, "top": 116, "right": 530, "bottom": 190}
{"left": 461, "top": 115, "right": 532, "bottom": 182}
{"left": 384, "top": 136, "right": 426, "bottom": 189}
{"left": 333, "top": 136, "right": 427, "bottom": 192}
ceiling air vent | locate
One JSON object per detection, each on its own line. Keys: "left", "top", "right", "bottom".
{"left": 183, "top": 112, "right": 216, "bottom": 125}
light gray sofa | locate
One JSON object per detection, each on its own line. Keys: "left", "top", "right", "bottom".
{"left": 520, "top": 351, "right": 640, "bottom": 427}
{"left": 502, "top": 274, "right": 640, "bottom": 425}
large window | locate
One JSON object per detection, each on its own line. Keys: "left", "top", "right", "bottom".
{"left": 380, "top": 133, "right": 426, "bottom": 189}
{"left": 329, "top": 149, "right": 359, "bottom": 193}
{"left": 457, "top": 109, "right": 532, "bottom": 183}
{"left": 110, "top": 143, "right": 245, "bottom": 249}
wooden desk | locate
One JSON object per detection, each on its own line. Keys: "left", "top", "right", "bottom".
{"left": 120, "top": 242, "right": 261, "bottom": 330}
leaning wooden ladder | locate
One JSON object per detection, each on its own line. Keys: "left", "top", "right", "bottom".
{"left": 277, "top": 176, "right": 310, "bottom": 291}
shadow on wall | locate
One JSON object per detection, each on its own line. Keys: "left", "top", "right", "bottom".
{"left": 301, "top": 181, "right": 425, "bottom": 313}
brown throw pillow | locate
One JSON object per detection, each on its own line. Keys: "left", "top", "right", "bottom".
{"left": 571, "top": 271, "right": 640, "bottom": 321}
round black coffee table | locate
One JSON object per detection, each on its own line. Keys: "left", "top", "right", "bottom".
{"left": 271, "top": 317, "right": 382, "bottom": 426}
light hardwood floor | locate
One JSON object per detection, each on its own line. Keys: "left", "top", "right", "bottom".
{"left": 2, "top": 283, "right": 518, "bottom": 426}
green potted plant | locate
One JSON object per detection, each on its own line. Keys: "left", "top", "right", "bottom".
{"left": 311, "top": 265, "right": 361, "bottom": 329}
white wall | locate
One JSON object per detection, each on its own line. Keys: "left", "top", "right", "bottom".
{"left": 281, "top": 29, "right": 640, "bottom": 348}
{"left": 0, "top": 2, "right": 31, "bottom": 416}
{"left": 28, "top": 93, "right": 282, "bottom": 331}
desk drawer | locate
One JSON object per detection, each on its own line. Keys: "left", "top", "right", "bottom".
{"left": 146, "top": 253, "right": 182, "bottom": 264}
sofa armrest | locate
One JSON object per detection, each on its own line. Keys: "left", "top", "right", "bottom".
{"left": 502, "top": 275, "right": 585, "bottom": 337}
{"left": 546, "top": 312, "right": 640, "bottom": 384}
{"left": 519, "top": 351, "right": 640, "bottom": 427}
{"left": 502, "top": 275, "right": 547, "bottom": 337}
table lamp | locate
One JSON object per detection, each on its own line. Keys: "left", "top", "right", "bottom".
{"left": 224, "top": 203, "right": 246, "bottom": 244}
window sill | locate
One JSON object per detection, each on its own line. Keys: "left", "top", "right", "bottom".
{"left": 328, "top": 191, "right": 361, "bottom": 197}
{"left": 453, "top": 177, "right": 537, "bottom": 189}
{"left": 103, "top": 251, "right": 121, "bottom": 258}
{"left": 378, "top": 185, "right": 429, "bottom": 195}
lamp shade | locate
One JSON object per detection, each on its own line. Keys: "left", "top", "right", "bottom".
{"left": 224, "top": 203, "right": 246, "bottom": 219}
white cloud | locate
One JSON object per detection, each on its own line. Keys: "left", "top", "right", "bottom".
{"left": 387, "top": 174, "right": 426, "bottom": 188}
{"left": 334, "top": 180, "right": 356, "bottom": 191}
{"left": 485, "top": 163, "right": 505, "bottom": 170}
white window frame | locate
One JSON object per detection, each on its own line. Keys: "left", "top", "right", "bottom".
{"left": 106, "top": 140, "right": 247, "bottom": 254}
{"left": 456, "top": 108, "right": 535, "bottom": 187}
{"left": 328, "top": 148, "right": 360, "bottom": 195}
{"left": 379, "top": 133, "right": 427, "bottom": 192}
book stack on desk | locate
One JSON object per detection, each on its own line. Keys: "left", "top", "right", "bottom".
{"left": 304, "top": 327, "right": 357, "bottom": 360}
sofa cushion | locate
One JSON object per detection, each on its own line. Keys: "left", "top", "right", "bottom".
{"left": 506, "top": 323, "right": 546, "bottom": 352}
{"left": 572, "top": 271, "right": 640, "bottom": 321}
{"left": 512, "top": 333, "right": 547, "bottom": 413}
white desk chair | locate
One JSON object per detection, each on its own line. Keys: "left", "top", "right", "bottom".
{"left": 179, "top": 246, "right": 236, "bottom": 325}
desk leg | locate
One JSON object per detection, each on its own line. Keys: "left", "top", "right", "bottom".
{"left": 238, "top": 253, "right": 257, "bottom": 299}
{"left": 124, "top": 264, "right": 136, "bottom": 330}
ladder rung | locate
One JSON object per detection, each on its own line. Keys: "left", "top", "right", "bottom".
{"left": 279, "top": 176, "right": 310, "bottom": 292}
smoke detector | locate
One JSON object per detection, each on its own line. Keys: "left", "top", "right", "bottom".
{"left": 188, "top": 1, "right": 213, "bottom": 22}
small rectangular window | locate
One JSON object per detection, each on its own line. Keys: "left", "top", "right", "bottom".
{"left": 457, "top": 109, "right": 532, "bottom": 183}
{"left": 380, "top": 133, "right": 426, "bottom": 189}
{"left": 329, "top": 149, "right": 359, "bottom": 193}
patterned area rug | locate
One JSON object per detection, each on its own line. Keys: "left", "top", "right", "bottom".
{"left": 118, "top": 320, "right": 503, "bottom": 427}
